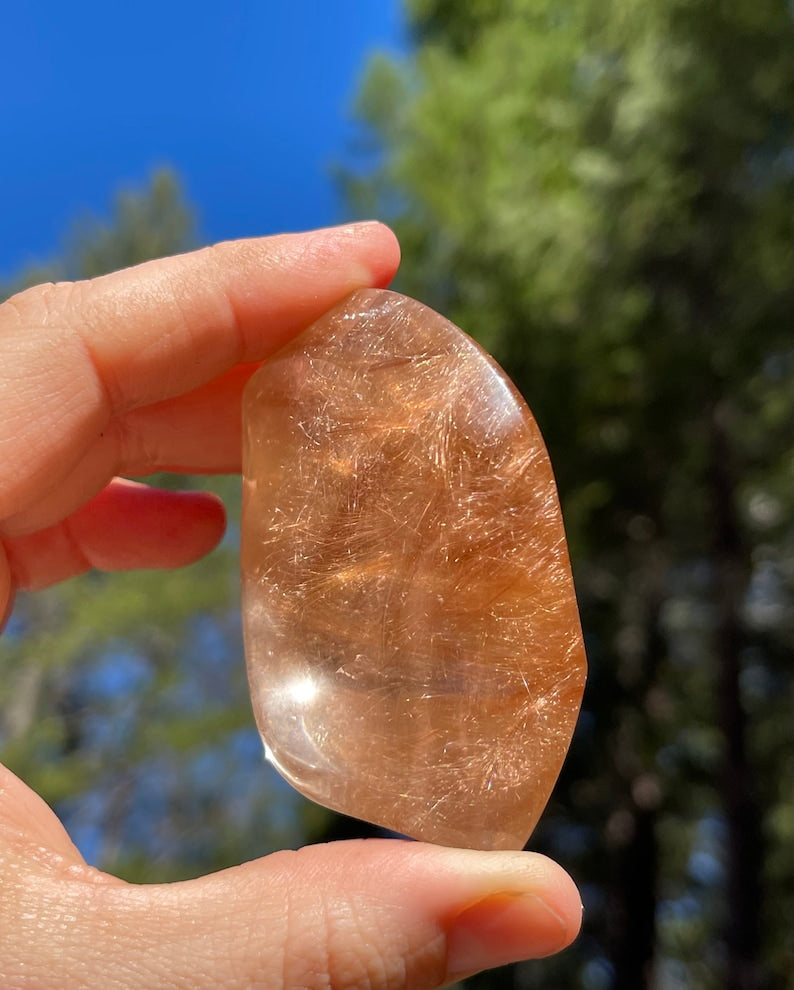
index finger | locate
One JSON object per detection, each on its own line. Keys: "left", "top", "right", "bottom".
{"left": 0, "top": 222, "right": 400, "bottom": 521}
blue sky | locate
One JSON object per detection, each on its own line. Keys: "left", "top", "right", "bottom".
{"left": 0, "top": 1, "right": 406, "bottom": 280}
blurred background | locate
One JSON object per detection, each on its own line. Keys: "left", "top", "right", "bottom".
{"left": 1, "top": 2, "right": 793, "bottom": 988}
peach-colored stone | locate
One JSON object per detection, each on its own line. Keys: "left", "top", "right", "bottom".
{"left": 241, "top": 289, "right": 586, "bottom": 850}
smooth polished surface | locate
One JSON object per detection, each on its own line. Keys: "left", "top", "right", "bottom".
{"left": 241, "top": 289, "right": 586, "bottom": 850}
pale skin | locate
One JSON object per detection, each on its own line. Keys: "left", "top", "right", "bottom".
{"left": 0, "top": 222, "right": 582, "bottom": 989}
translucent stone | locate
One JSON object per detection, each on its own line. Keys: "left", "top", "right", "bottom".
{"left": 241, "top": 289, "right": 586, "bottom": 850}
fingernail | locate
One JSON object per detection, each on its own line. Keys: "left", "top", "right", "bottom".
{"left": 318, "top": 220, "right": 383, "bottom": 235}
{"left": 342, "top": 220, "right": 383, "bottom": 229}
{"left": 446, "top": 892, "right": 572, "bottom": 979}
{"left": 0, "top": 547, "right": 15, "bottom": 636}
{"left": 0, "top": 588, "right": 15, "bottom": 635}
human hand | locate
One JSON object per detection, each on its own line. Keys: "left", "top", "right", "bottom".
{"left": 0, "top": 223, "right": 581, "bottom": 988}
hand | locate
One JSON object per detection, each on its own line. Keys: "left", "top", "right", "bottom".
{"left": 0, "top": 223, "right": 581, "bottom": 989}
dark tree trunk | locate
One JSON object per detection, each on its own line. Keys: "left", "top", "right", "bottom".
{"left": 709, "top": 410, "right": 764, "bottom": 990}
{"left": 610, "top": 593, "right": 665, "bottom": 990}
{"left": 612, "top": 799, "right": 659, "bottom": 990}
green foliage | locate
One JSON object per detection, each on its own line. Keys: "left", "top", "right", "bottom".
{"left": 0, "top": 169, "right": 194, "bottom": 298}
{"left": 348, "top": 1, "right": 794, "bottom": 986}
{"left": 66, "top": 169, "right": 195, "bottom": 280}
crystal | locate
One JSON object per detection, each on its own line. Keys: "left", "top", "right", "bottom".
{"left": 241, "top": 289, "right": 586, "bottom": 850}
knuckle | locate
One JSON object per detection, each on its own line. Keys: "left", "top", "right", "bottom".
{"left": 0, "top": 280, "right": 79, "bottom": 331}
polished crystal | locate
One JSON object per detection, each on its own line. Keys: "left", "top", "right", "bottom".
{"left": 241, "top": 289, "right": 586, "bottom": 850}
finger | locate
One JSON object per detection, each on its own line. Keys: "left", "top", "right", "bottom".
{"left": 0, "top": 222, "right": 400, "bottom": 523}
{"left": 3, "top": 841, "right": 582, "bottom": 988}
{"left": 3, "top": 479, "right": 226, "bottom": 591}
{"left": 2, "top": 365, "right": 255, "bottom": 538}
{"left": 0, "top": 763, "right": 91, "bottom": 871}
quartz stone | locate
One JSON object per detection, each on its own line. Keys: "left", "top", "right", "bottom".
{"left": 241, "top": 289, "right": 586, "bottom": 850}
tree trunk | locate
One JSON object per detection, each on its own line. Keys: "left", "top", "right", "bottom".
{"left": 610, "top": 592, "right": 665, "bottom": 990}
{"left": 709, "top": 409, "right": 764, "bottom": 990}
{"left": 612, "top": 798, "right": 659, "bottom": 990}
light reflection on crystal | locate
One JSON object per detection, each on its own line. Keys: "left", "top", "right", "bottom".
{"left": 285, "top": 674, "right": 320, "bottom": 707}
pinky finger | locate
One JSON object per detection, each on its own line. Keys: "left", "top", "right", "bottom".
{"left": 3, "top": 479, "right": 226, "bottom": 592}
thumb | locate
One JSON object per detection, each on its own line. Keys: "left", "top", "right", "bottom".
{"left": 167, "top": 841, "right": 582, "bottom": 987}
{"left": 5, "top": 834, "right": 581, "bottom": 988}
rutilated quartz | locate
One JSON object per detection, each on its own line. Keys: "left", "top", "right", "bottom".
{"left": 241, "top": 289, "right": 586, "bottom": 850}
